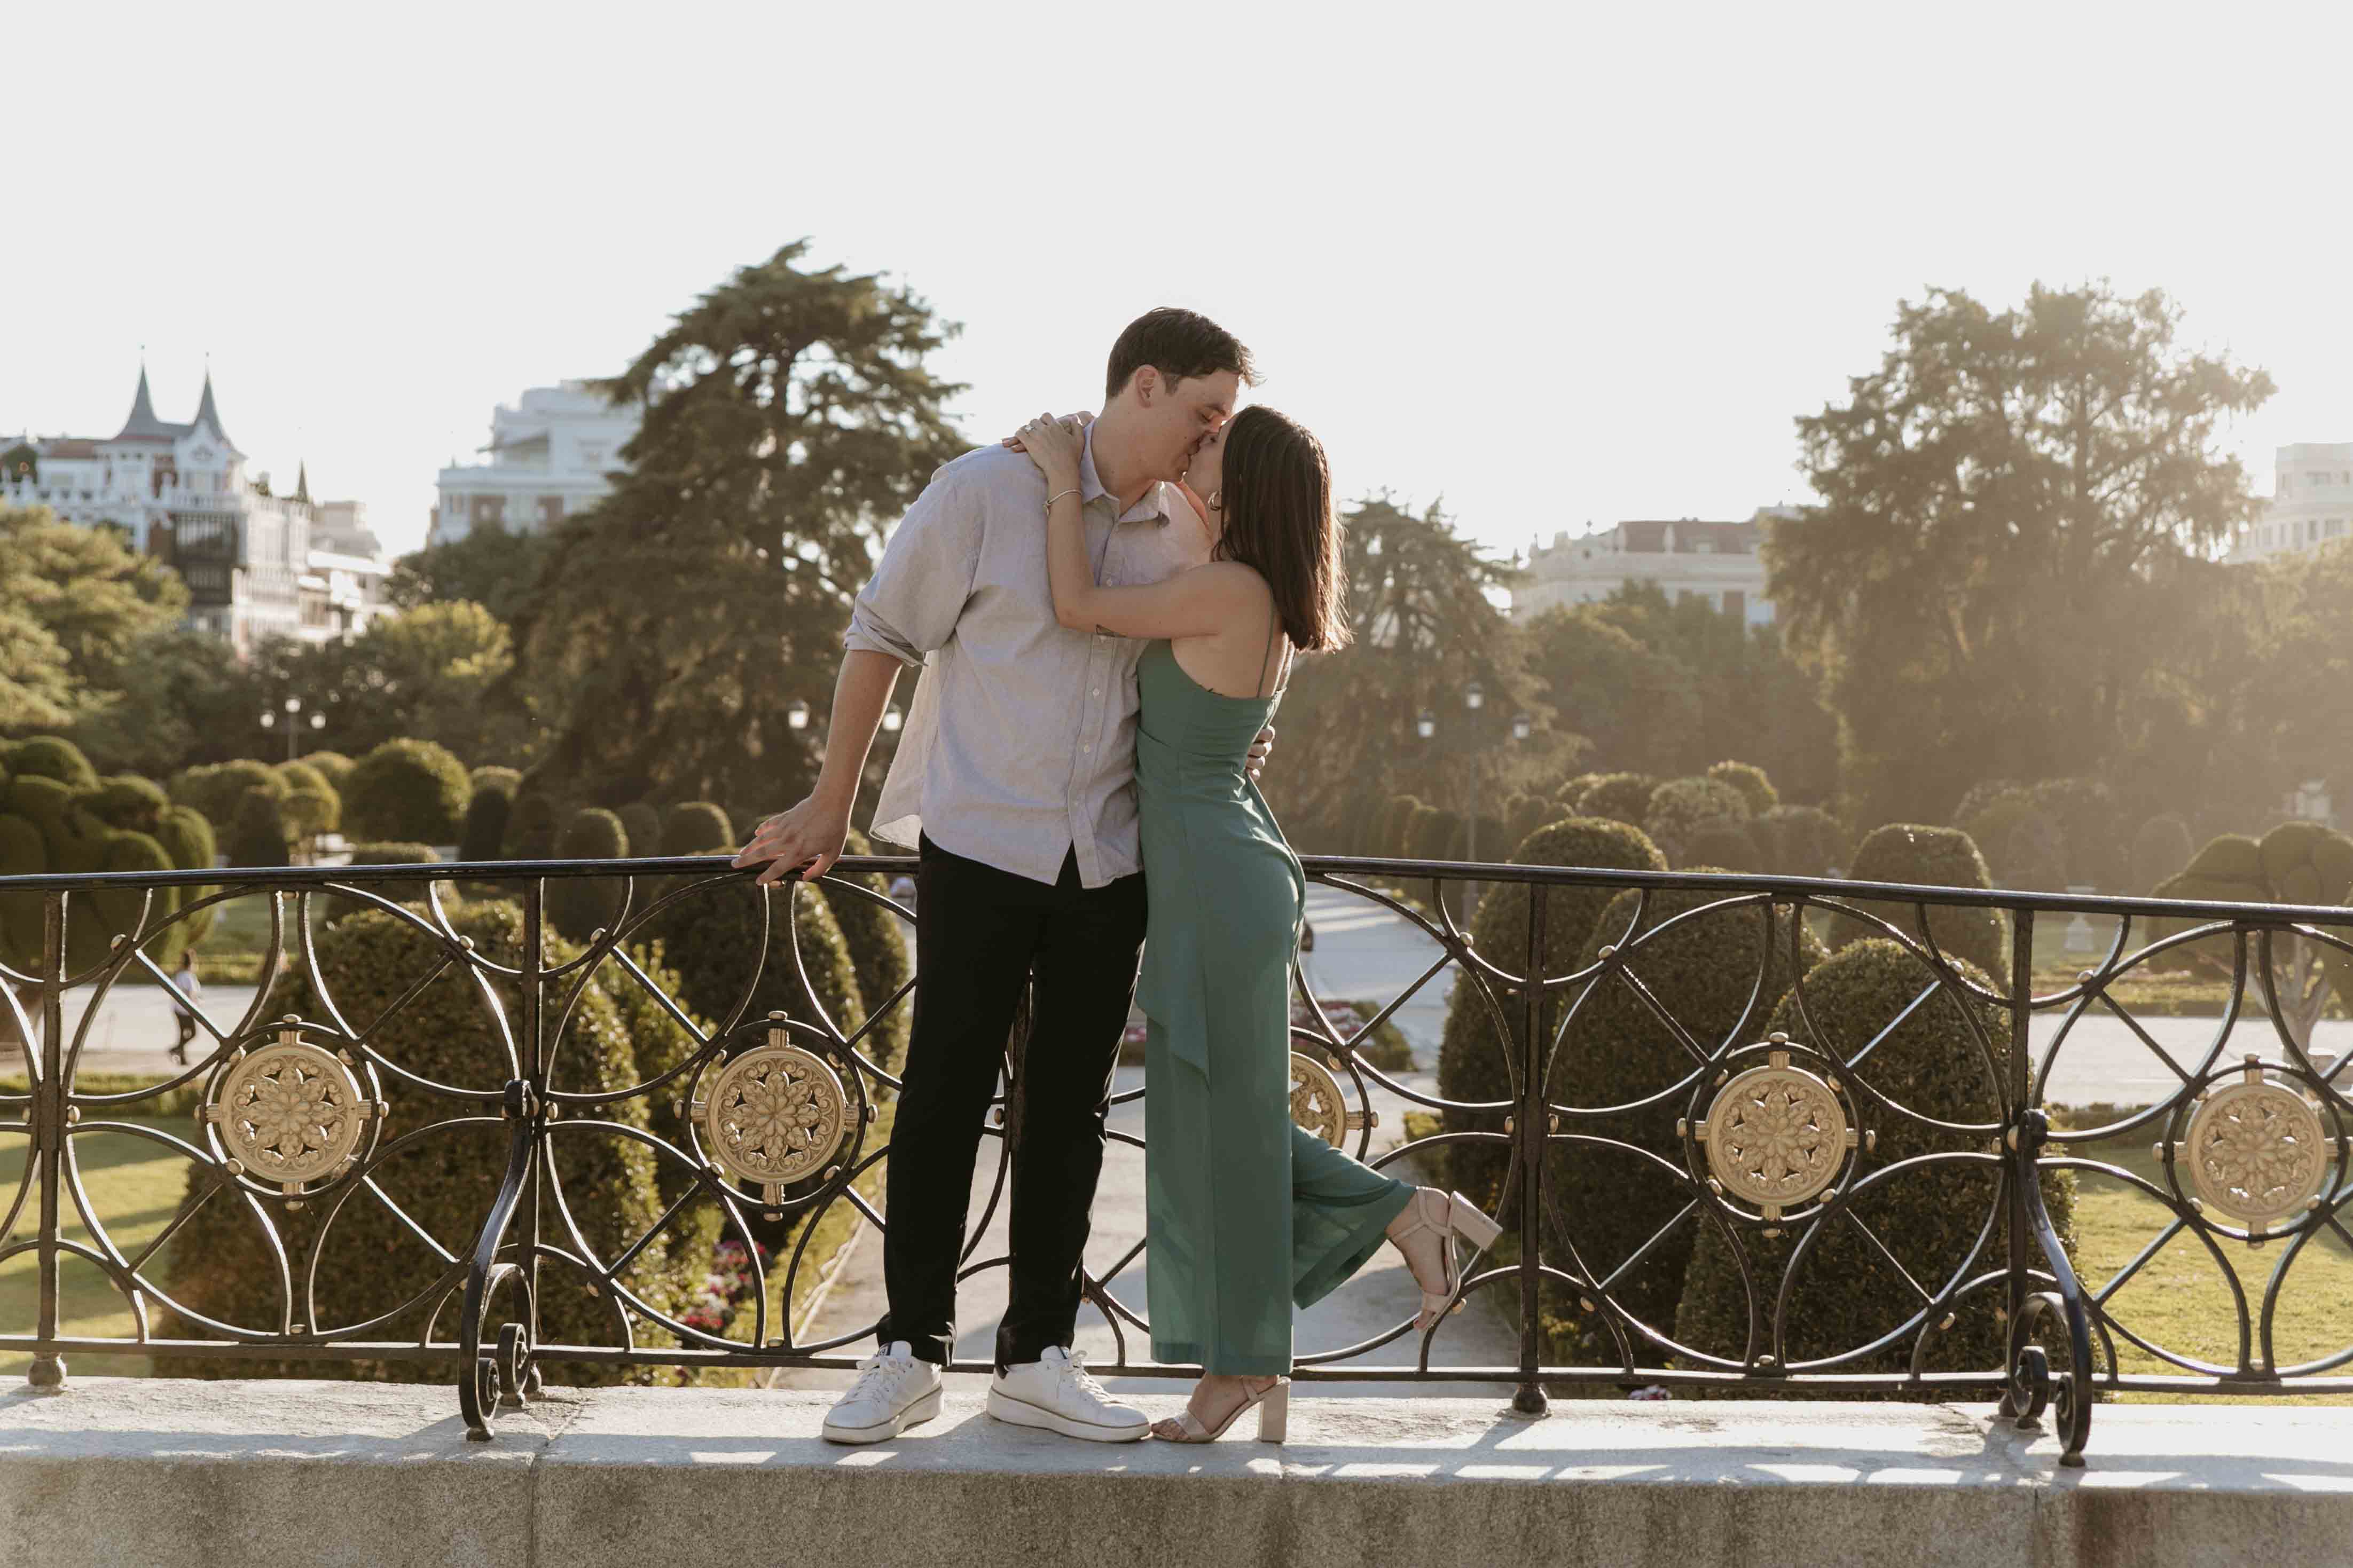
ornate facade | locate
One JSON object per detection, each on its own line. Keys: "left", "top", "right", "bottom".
{"left": 430, "top": 381, "right": 639, "bottom": 545}
{"left": 1510, "top": 508, "right": 1790, "bottom": 626}
{"left": 1, "top": 368, "right": 392, "bottom": 655}
{"left": 2227, "top": 443, "right": 2353, "bottom": 565}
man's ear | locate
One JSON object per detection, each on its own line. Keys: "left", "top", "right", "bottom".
{"left": 1133, "top": 366, "right": 1158, "bottom": 406}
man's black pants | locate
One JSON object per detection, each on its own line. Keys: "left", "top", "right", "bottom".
{"left": 877, "top": 836, "right": 1147, "bottom": 1372}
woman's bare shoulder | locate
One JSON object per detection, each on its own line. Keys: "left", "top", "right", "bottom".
{"left": 1177, "top": 559, "right": 1275, "bottom": 604}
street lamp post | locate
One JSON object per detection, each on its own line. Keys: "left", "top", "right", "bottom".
{"left": 1421, "top": 684, "right": 1534, "bottom": 917}
{"left": 258, "top": 696, "right": 321, "bottom": 763}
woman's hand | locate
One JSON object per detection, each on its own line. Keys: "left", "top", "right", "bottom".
{"left": 1005, "top": 410, "right": 1089, "bottom": 490}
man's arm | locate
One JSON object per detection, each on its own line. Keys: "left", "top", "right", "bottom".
{"left": 733, "top": 650, "right": 901, "bottom": 885}
{"left": 733, "top": 462, "right": 982, "bottom": 885}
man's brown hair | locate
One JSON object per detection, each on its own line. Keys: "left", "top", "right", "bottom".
{"left": 1104, "top": 308, "right": 1257, "bottom": 402}
{"left": 1212, "top": 406, "right": 1351, "bottom": 655}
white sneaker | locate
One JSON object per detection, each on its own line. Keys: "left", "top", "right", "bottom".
{"left": 821, "top": 1342, "right": 943, "bottom": 1444}
{"left": 986, "top": 1346, "right": 1149, "bottom": 1443}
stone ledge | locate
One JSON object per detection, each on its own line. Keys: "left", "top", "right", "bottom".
{"left": 2, "top": 1379, "right": 2349, "bottom": 1568}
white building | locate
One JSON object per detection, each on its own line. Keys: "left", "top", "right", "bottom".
{"left": 2227, "top": 443, "right": 2353, "bottom": 564}
{"left": 1, "top": 368, "right": 391, "bottom": 653}
{"left": 1512, "top": 508, "right": 1789, "bottom": 626}
{"left": 430, "top": 381, "right": 639, "bottom": 545}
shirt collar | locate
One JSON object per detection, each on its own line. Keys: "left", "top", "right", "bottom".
{"left": 1081, "top": 422, "right": 1171, "bottom": 526}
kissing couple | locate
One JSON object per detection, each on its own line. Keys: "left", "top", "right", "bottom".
{"left": 735, "top": 308, "right": 1498, "bottom": 1445}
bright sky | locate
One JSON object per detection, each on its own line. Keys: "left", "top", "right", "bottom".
{"left": 11, "top": 2, "right": 2348, "bottom": 564}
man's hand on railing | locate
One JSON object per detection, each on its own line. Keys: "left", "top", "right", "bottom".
{"left": 732, "top": 794, "right": 851, "bottom": 886}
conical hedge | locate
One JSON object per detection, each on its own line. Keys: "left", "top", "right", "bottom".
{"left": 1672, "top": 939, "right": 2078, "bottom": 1393}
{"left": 1542, "top": 881, "right": 1823, "bottom": 1367}
{"left": 1436, "top": 816, "right": 1666, "bottom": 1214}
{"left": 155, "top": 900, "right": 701, "bottom": 1384}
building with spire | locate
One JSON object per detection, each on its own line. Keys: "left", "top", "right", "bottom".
{"left": 2, "top": 365, "right": 392, "bottom": 654}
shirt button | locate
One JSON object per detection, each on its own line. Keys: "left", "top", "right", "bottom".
{"left": 1091, "top": 686, "right": 1101, "bottom": 697}
{"left": 1083, "top": 743, "right": 1094, "bottom": 753}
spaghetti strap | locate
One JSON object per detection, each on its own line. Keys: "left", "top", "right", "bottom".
{"left": 1254, "top": 604, "right": 1289, "bottom": 700}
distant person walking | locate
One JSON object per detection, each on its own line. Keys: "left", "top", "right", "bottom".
{"left": 168, "top": 956, "right": 202, "bottom": 1066}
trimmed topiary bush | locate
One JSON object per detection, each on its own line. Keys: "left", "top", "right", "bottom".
{"left": 469, "top": 765, "right": 523, "bottom": 798}
{"left": 168, "top": 760, "right": 286, "bottom": 834}
{"left": 1413, "top": 806, "right": 1462, "bottom": 865}
{"left": 822, "top": 828, "right": 913, "bottom": 1079}
{"left": 0, "top": 810, "right": 51, "bottom": 968}
{"left": 660, "top": 801, "right": 735, "bottom": 858}
{"left": 1672, "top": 939, "right": 2077, "bottom": 1392}
{"left": 1997, "top": 811, "right": 2066, "bottom": 893}
{"left": 1706, "top": 761, "right": 1779, "bottom": 816}
{"left": 1645, "top": 776, "right": 1753, "bottom": 863}
{"left": 9, "top": 736, "right": 98, "bottom": 790}
{"left": 226, "top": 787, "right": 291, "bottom": 870}
{"left": 301, "top": 750, "right": 357, "bottom": 794}
{"left": 276, "top": 761, "right": 333, "bottom": 799}
{"left": 458, "top": 783, "right": 514, "bottom": 864}
{"left": 646, "top": 877, "right": 864, "bottom": 1051}
{"left": 2025, "top": 777, "right": 2124, "bottom": 891}
{"left": 154, "top": 900, "right": 699, "bottom": 1384}
{"left": 1682, "top": 818, "right": 1763, "bottom": 872}
{"left": 343, "top": 739, "right": 471, "bottom": 846}
{"left": 2130, "top": 814, "right": 2194, "bottom": 895}
{"left": 1542, "top": 881, "right": 1824, "bottom": 1366}
{"left": 1504, "top": 792, "right": 1555, "bottom": 854}
{"left": 332, "top": 842, "right": 443, "bottom": 922}
{"left": 1556, "top": 771, "right": 1609, "bottom": 807}
{"left": 1436, "top": 816, "right": 1668, "bottom": 1212}
{"left": 153, "top": 804, "right": 219, "bottom": 948}
{"left": 1834, "top": 824, "right": 2008, "bottom": 978}
{"left": 503, "top": 793, "right": 560, "bottom": 861}
{"left": 81, "top": 774, "right": 170, "bottom": 833}
{"left": 2147, "top": 824, "right": 2353, "bottom": 1020}
{"left": 1574, "top": 773, "right": 1656, "bottom": 828}
{"left": 618, "top": 803, "right": 661, "bottom": 860}
{"left": 550, "top": 807, "right": 631, "bottom": 942}
{"left": 1755, "top": 805, "right": 1846, "bottom": 878}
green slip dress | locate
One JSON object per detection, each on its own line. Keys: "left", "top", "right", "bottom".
{"left": 1135, "top": 634, "right": 1415, "bottom": 1377}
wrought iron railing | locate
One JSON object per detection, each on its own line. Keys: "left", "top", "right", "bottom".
{"left": 4, "top": 853, "right": 2350, "bottom": 1467}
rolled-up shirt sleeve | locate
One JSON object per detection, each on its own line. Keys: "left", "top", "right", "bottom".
{"left": 845, "top": 464, "right": 983, "bottom": 668}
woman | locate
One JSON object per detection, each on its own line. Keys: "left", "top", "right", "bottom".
{"left": 1011, "top": 405, "right": 1500, "bottom": 1444}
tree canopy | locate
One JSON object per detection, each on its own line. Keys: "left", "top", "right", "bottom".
{"left": 510, "top": 241, "right": 969, "bottom": 811}
{"left": 1768, "top": 283, "right": 2272, "bottom": 824}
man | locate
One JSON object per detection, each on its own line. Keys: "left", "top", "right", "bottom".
{"left": 735, "top": 308, "right": 1265, "bottom": 1444}
{"left": 168, "top": 955, "right": 202, "bottom": 1066}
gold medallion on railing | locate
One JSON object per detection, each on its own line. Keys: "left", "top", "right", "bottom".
{"left": 695, "top": 1029, "right": 850, "bottom": 1205}
{"left": 2169, "top": 1062, "right": 2336, "bottom": 1236}
{"left": 1289, "top": 1051, "right": 1371, "bottom": 1146}
{"left": 201, "top": 1020, "right": 379, "bottom": 1202}
{"left": 1695, "top": 1049, "right": 1855, "bottom": 1220}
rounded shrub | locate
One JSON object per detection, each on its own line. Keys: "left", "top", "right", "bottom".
{"left": 469, "top": 765, "right": 523, "bottom": 798}
{"left": 1556, "top": 771, "right": 1609, "bottom": 807}
{"left": 334, "top": 842, "right": 442, "bottom": 917}
{"left": 2025, "top": 777, "right": 2123, "bottom": 890}
{"left": 1673, "top": 939, "right": 2077, "bottom": 1390}
{"left": 1756, "top": 805, "right": 1845, "bottom": 878}
{"left": 276, "top": 761, "right": 333, "bottom": 799}
{"left": 1706, "top": 761, "right": 1779, "bottom": 816}
{"left": 660, "top": 801, "right": 735, "bottom": 857}
{"left": 1575, "top": 773, "right": 1657, "bottom": 828}
{"left": 1645, "top": 776, "right": 1752, "bottom": 863}
{"left": 647, "top": 877, "right": 864, "bottom": 1058}
{"left": 1951, "top": 778, "right": 2022, "bottom": 828}
{"left": 1833, "top": 824, "right": 2007, "bottom": 978}
{"left": 281, "top": 786, "right": 340, "bottom": 847}
{"left": 154, "top": 805, "right": 219, "bottom": 948}
{"left": 617, "top": 803, "right": 661, "bottom": 858}
{"left": 1504, "top": 792, "right": 1555, "bottom": 853}
{"left": 550, "top": 807, "right": 631, "bottom": 942}
{"left": 10, "top": 736, "right": 98, "bottom": 790}
{"left": 301, "top": 750, "right": 357, "bottom": 794}
{"left": 502, "top": 792, "right": 559, "bottom": 861}
{"left": 1542, "top": 881, "right": 1824, "bottom": 1365}
{"left": 2150, "top": 824, "right": 2353, "bottom": 995}
{"left": 154, "top": 901, "right": 699, "bottom": 1384}
{"left": 0, "top": 811, "right": 46, "bottom": 967}
{"left": 457, "top": 784, "right": 513, "bottom": 864}
{"left": 89, "top": 830, "right": 186, "bottom": 966}
{"left": 344, "top": 739, "right": 472, "bottom": 846}
{"left": 1997, "top": 812, "right": 2066, "bottom": 893}
{"left": 1682, "top": 818, "right": 1763, "bottom": 872}
{"left": 227, "top": 787, "right": 291, "bottom": 869}
{"left": 822, "top": 828, "right": 913, "bottom": 1078}
{"left": 169, "top": 760, "right": 286, "bottom": 833}
{"left": 1436, "top": 816, "right": 1667, "bottom": 1213}
{"left": 2130, "top": 814, "right": 2194, "bottom": 894}
{"left": 81, "top": 775, "right": 170, "bottom": 833}
{"left": 1413, "top": 806, "right": 1462, "bottom": 865}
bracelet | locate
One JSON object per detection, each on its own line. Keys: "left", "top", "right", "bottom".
{"left": 1044, "top": 486, "right": 1080, "bottom": 513}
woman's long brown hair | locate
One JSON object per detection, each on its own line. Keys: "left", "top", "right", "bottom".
{"left": 1211, "top": 406, "right": 1351, "bottom": 653}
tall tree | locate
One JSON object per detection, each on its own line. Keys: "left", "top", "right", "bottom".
{"left": 1258, "top": 496, "right": 1558, "bottom": 845}
{"left": 1, "top": 504, "right": 189, "bottom": 736}
{"left": 511, "top": 241, "right": 969, "bottom": 810}
{"left": 1769, "top": 284, "right": 2272, "bottom": 824}
{"left": 386, "top": 519, "right": 557, "bottom": 626}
